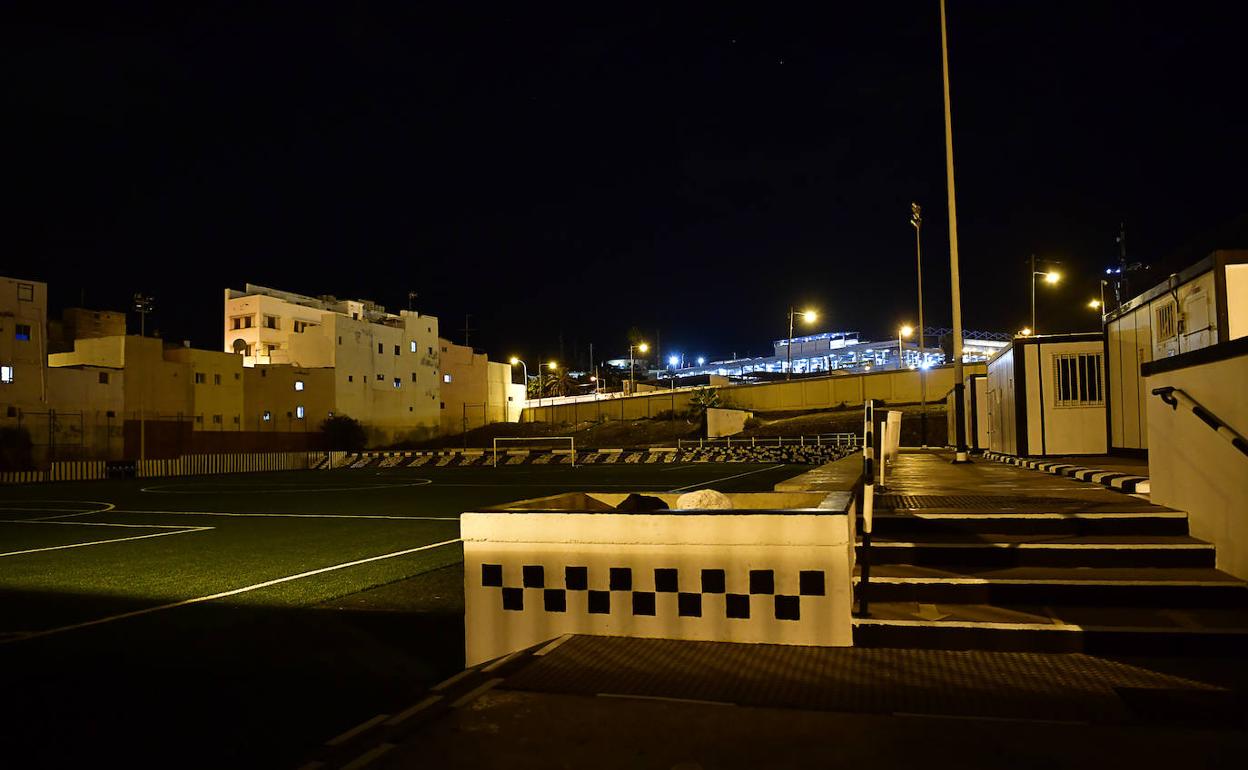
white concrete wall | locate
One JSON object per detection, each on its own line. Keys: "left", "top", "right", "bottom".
{"left": 1036, "top": 340, "right": 1107, "bottom": 455}
{"left": 1227, "top": 263, "right": 1248, "bottom": 341}
{"left": 1146, "top": 349, "right": 1248, "bottom": 580}
{"left": 462, "top": 496, "right": 854, "bottom": 666}
{"left": 706, "top": 407, "right": 751, "bottom": 437}
{"left": 986, "top": 347, "right": 1017, "bottom": 454}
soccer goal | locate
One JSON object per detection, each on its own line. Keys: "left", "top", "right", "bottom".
{"left": 491, "top": 436, "right": 576, "bottom": 468}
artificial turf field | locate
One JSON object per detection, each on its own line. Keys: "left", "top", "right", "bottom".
{"left": 0, "top": 461, "right": 805, "bottom": 768}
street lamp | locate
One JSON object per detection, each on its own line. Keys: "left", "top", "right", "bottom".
{"left": 786, "top": 308, "right": 818, "bottom": 380}
{"left": 508, "top": 357, "right": 528, "bottom": 422}
{"left": 910, "top": 202, "right": 929, "bottom": 446}
{"left": 897, "top": 325, "right": 914, "bottom": 369}
{"left": 696, "top": 356, "right": 705, "bottom": 366}
{"left": 1029, "top": 254, "right": 1061, "bottom": 333}
{"left": 1019, "top": 327, "right": 1033, "bottom": 337}
{"left": 133, "top": 293, "right": 154, "bottom": 462}
{"left": 628, "top": 342, "right": 648, "bottom": 393}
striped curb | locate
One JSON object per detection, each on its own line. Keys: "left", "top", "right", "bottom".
{"left": 982, "top": 451, "right": 1151, "bottom": 494}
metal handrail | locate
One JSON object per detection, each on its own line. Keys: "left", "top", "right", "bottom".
{"left": 676, "top": 433, "right": 860, "bottom": 450}
{"left": 1151, "top": 387, "right": 1248, "bottom": 459}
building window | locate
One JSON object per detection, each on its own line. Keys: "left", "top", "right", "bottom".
{"left": 1053, "top": 353, "right": 1104, "bottom": 407}
{"left": 15, "top": 324, "right": 31, "bottom": 342}
{"left": 378, "top": 342, "right": 384, "bottom": 354}
{"left": 441, "top": 346, "right": 448, "bottom": 353}
{"left": 352, "top": 312, "right": 359, "bottom": 320}
{"left": 394, "top": 344, "right": 400, "bottom": 355}
{"left": 338, "top": 336, "right": 343, "bottom": 345}
{"left": 212, "top": 414, "right": 222, "bottom": 424}
{"left": 234, "top": 373, "right": 240, "bottom": 380}
{"left": 1156, "top": 302, "right": 1177, "bottom": 341}
{"left": 393, "top": 377, "right": 401, "bottom": 388}
{"left": 262, "top": 411, "right": 272, "bottom": 422}
{"left": 194, "top": 372, "right": 206, "bottom": 384}
{"left": 376, "top": 373, "right": 384, "bottom": 381}
{"left": 17, "top": 283, "right": 34, "bottom": 301}
{"left": 213, "top": 374, "right": 221, "bottom": 385}
{"left": 440, "top": 401, "right": 445, "bottom": 409}
{"left": 411, "top": 372, "right": 417, "bottom": 382}
{"left": 233, "top": 415, "right": 240, "bottom": 424}
{"left": 194, "top": 415, "right": 203, "bottom": 424}
{"left": 294, "top": 380, "right": 304, "bottom": 391}
{"left": 260, "top": 368, "right": 267, "bottom": 377}
{"left": 106, "top": 410, "right": 115, "bottom": 418}
{"left": 410, "top": 341, "right": 417, "bottom": 353}
{"left": 98, "top": 371, "right": 109, "bottom": 384}
{"left": 264, "top": 315, "right": 279, "bottom": 329}
{"left": 294, "top": 320, "right": 312, "bottom": 333}
{"left": 296, "top": 405, "right": 305, "bottom": 419}
{"left": 347, "top": 375, "right": 353, "bottom": 382}
{"left": 1, "top": 365, "right": 13, "bottom": 384}
{"left": 428, "top": 346, "right": 433, "bottom": 355}
{"left": 443, "top": 373, "right": 452, "bottom": 383}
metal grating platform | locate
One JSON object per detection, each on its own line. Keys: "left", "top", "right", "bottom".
{"left": 500, "top": 636, "right": 1226, "bottom": 723}
{"left": 879, "top": 494, "right": 1094, "bottom": 511}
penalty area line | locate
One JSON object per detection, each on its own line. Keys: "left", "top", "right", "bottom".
{"left": 2, "top": 537, "right": 463, "bottom": 645}
{"left": 0, "top": 526, "right": 211, "bottom": 559}
{"left": 668, "top": 464, "right": 787, "bottom": 493}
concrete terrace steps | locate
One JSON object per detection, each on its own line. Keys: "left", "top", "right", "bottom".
{"left": 853, "top": 600, "right": 1248, "bottom": 654}
{"left": 870, "top": 511, "right": 1190, "bottom": 537}
{"left": 858, "top": 534, "right": 1216, "bottom": 569}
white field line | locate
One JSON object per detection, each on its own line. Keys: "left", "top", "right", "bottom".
{"left": 2, "top": 537, "right": 462, "bottom": 645}
{"left": 0, "top": 501, "right": 117, "bottom": 521}
{"left": 140, "top": 480, "right": 433, "bottom": 494}
{"left": 0, "top": 526, "right": 211, "bottom": 559}
{"left": 852, "top": 617, "right": 1248, "bottom": 634}
{"left": 3, "top": 519, "right": 204, "bottom": 530}
{"left": 113, "top": 509, "right": 459, "bottom": 522}
{"left": 668, "top": 464, "right": 787, "bottom": 493}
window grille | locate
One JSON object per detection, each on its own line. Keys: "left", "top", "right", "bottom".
{"left": 1156, "top": 302, "right": 1177, "bottom": 341}
{"left": 1053, "top": 352, "right": 1104, "bottom": 407}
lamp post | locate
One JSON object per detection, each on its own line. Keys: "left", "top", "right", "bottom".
{"left": 897, "top": 325, "right": 914, "bottom": 369}
{"left": 133, "top": 293, "right": 154, "bottom": 462}
{"left": 628, "top": 342, "right": 648, "bottom": 393}
{"left": 508, "top": 357, "right": 527, "bottom": 422}
{"left": 940, "top": 0, "right": 969, "bottom": 462}
{"left": 910, "top": 202, "right": 929, "bottom": 446}
{"left": 786, "top": 308, "right": 818, "bottom": 380}
{"left": 1030, "top": 254, "right": 1061, "bottom": 333}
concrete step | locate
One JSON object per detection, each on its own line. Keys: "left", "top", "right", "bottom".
{"left": 858, "top": 535, "right": 1215, "bottom": 569}
{"left": 868, "top": 511, "right": 1190, "bottom": 538}
{"left": 853, "top": 601, "right": 1248, "bottom": 654}
{"left": 855, "top": 565, "right": 1248, "bottom": 607}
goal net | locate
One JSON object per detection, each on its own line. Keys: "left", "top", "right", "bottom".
{"left": 491, "top": 436, "right": 576, "bottom": 467}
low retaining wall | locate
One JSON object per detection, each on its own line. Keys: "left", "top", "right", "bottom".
{"left": 462, "top": 490, "right": 856, "bottom": 666}
{"left": 0, "top": 451, "right": 347, "bottom": 484}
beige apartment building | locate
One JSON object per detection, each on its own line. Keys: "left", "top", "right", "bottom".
{"left": 438, "top": 339, "right": 526, "bottom": 434}
{"left": 1, "top": 276, "right": 50, "bottom": 420}
{"left": 224, "top": 284, "right": 443, "bottom": 444}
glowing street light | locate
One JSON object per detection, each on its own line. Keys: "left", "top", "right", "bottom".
{"left": 628, "top": 342, "right": 648, "bottom": 392}
{"left": 507, "top": 356, "right": 528, "bottom": 422}
{"left": 1030, "top": 254, "right": 1062, "bottom": 333}
{"left": 786, "top": 307, "right": 819, "bottom": 380}
{"left": 668, "top": 354, "right": 680, "bottom": 368}
{"left": 1088, "top": 299, "right": 1102, "bottom": 310}
{"left": 898, "top": 325, "right": 914, "bottom": 369}
{"left": 696, "top": 356, "right": 705, "bottom": 366}
{"left": 1019, "top": 327, "right": 1033, "bottom": 337}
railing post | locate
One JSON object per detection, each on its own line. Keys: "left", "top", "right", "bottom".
{"left": 860, "top": 399, "right": 875, "bottom": 617}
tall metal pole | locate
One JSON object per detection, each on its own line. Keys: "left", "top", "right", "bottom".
{"left": 1030, "top": 253, "right": 1037, "bottom": 332}
{"left": 911, "top": 203, "right": 928, "bottom": 447}
{"left": 941, "top": 0, "right": 969, "bottom": 462}
{"left": 786, "top": 308, "right": 794, "bottom": 381}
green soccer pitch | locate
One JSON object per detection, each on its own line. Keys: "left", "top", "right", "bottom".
{"left": 0, "top": 460, "right": 805, "bottom": 768}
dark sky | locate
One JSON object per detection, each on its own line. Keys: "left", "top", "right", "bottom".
{"left": 7, "top": 2, "right": 1247, "bottom": 368}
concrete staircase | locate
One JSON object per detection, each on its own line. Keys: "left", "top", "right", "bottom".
{"left": 852, "top": 503, "right": 1248, "bottom": 654}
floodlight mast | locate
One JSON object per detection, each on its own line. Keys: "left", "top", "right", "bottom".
{"left": 940, "top": 0, "right": 969, "bottom": 463}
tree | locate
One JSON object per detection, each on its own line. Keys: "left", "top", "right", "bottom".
{"left": 0, "top": 426, "right": 33, "bottom": 470}
{"left": 320, "top": 414, "right": 367, "bottom": 450}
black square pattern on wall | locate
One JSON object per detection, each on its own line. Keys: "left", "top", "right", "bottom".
{"left": 502, "top": 587, "right": 523, "bottom": 611}
{"left": 633, "top": 591, "right": 656, "bottom": 616}
{"left": 481, "top": 563, "right": 502, "bottom": 587}
{"left": 799, "top": 570, "right": 825, "bottom": 596}
{"left": 726, "top": 593, "right": 751, "bottom": 619}
{"left": 701, "top": 569, "right": 725, "bottom": 593}
{"left": 609, "top": 567, "right": 632, "bottom": 591}
{"left": 775, "top": 595, "right": 800, "bottom": 621}
{"left": 522, "top": 565, "right": 544, "bottom": 588}
{"left": 587, "top": 590, "right": 610, "bottom": 614}
{"left": 678, "top": 592, "right": 702, "bottom": 617}
{"left": 749, "top": 569, "right": 774, "bottom": 595}
{"left": 655, "top": 568, "right": 679, "bottom": 592}
{"left": 565, "top": 566, "right": 588, "bottom": 590}
{"left": 544, "top": 589, "right": 566, "bottom": 612}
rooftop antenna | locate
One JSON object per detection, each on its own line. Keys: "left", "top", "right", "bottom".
{"left": 407, "top": 290, "right": 417, "bottom": 312}
{"left": 461, "top": 314, "right": 475, "bottom": 348}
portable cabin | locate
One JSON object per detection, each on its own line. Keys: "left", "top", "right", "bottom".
{"left": 1104, "top": 250, "right": 1248, "bottom": 455}
{"left": 944, "top": 373, "right": 988, "bottom": 451}
{"left": 985, "top": 333, "right": 1107, "bottom": 457}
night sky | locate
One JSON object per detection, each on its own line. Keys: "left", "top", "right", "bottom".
{"left": 7, "top": 2, "right": 1247, "bottom": 368}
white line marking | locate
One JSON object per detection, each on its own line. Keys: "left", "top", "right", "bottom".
{"left": 854, "top": 576, "right": 1243, "bottom": 587}
{"left": 431, "top": 668, "right": 475, "bottom": 691}
{"left": 669, "top": 464, "right": 786, "bottom": 492}
{"left": 0, "top": 527, "right": 211, "bottom": 559}
{"left": 384, "top": 695, "right": 441, "bottom": 726}
{"left": 3, "top": 537, "right": 462, "bottom": 644}
{"left": 340, "top": 742, "right": 395, "bottom": 770}
{"left": 852, "top": 618, "right": 1248, "bottom": 634}
{"left": 534, "top": 634, "right": 572, "bottom": 656}
{"left": 325, "top": 713, "right": 389, "bottom": 746}
{"left": 140, "top": 480, "right": 433, "bottom": 494}
{"left": 867, "top": 541, "right": 1210, "bottom": 550}
{"left": 2, "top": 519, "right": 199, "bottom": 530}
{"left": 597, "top": 693, "right": 735, "bottom": 707}
{"left": 450, "top": 678, "right": 503, "bottom": 708}
{"left": 482, "top": 650, "right": 523, "bottom": 673}
{"left": 113, "top": 509, "right": 459, "bottom": 522}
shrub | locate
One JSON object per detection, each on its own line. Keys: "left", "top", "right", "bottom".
{"left": 0, "top": 426, "right": 34, "bottom": 470}
{"left": 320, "top": 414, "right": 367, "bottom": 451}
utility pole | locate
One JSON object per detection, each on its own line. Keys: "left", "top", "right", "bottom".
{"left": 133, "top": 293, "right": 155, "bottom": 463}
{"left": 940, "top": 0, "right": 969, "bottom": 463}
{"left": 461, "top": 314, "right": 475, "bottom": 348}
{"left": 911, "top": 202, "right": 928, "bottom": 447}
{"left": 407, "top": 290, "right": 417, "bottom": 312}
